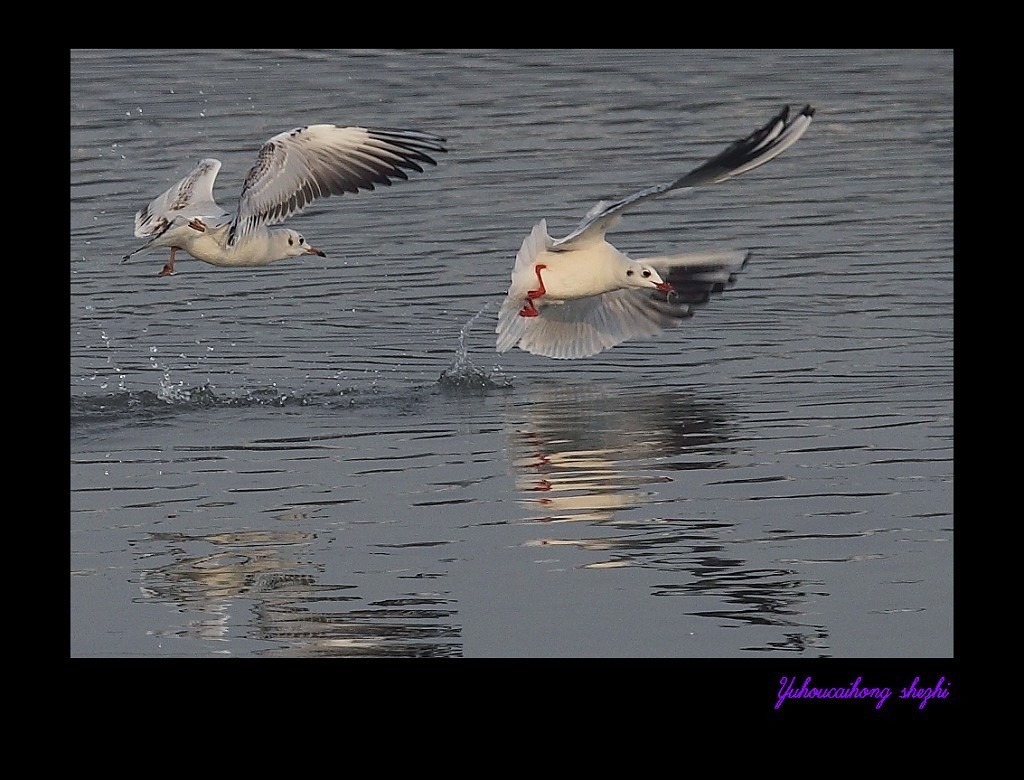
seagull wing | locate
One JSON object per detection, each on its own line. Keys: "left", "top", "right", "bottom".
{"left": 507, "top": 218, "right": 555, "bottom": 292}
{"left": 228, "top": 125, "right": 447, "bottom": 246}
{"left": 132, "top": 158, "right": 226, "bottom": 238}
{"left": 552, "top": 104, "right": 815, "bottom": 250}
{"left": 496, "top": 218, "right": 557, "bottom": 353}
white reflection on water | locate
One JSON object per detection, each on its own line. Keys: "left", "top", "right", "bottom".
{"left": 508, "top": 385, "right": 734, "bottom": 524}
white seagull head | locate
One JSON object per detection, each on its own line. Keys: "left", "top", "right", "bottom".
{"left": 273, "top": 228, "right": 327, "bottom": 259}
{"left": 623, "top": 260, "right": 672, "bottom": 293}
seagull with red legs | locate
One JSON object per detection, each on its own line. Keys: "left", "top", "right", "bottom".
{"left": 496, "top": 104, "right": 815, "bottom": 359}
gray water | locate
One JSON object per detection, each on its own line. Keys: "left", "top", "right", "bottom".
{"left": 70, "top": 49, "right": 953, "bottom": 658}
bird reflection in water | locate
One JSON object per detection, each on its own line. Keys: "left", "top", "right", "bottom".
{"left": 508, "top": 385, "right": 830, "bottom": 651}
{"left": 136, "top": 526, "right": 460, "bottom": 657}
{"left": 510, "top": 385, "right": 733, "bottom": 525}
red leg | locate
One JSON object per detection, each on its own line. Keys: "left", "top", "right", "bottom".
{"left": 518, "top": 263, "right": 546, "bottom": 316}
{"left": 158, "top": 247, "right": 178, "bottom": 277}
{"left": 527, "top": 263, "right": 547, "bottom": 299}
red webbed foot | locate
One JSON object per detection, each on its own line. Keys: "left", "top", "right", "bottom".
{"left": 519, "top": 299, "right": 539, "bottom": 317}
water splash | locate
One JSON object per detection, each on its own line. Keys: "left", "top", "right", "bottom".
{"left": 438, "top": 303, "right": 513, "bottom": 392}
{"left": 157, "top": 376, "right": 220, "bottom": 406}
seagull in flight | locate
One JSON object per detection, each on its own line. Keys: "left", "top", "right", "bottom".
{"left": 496, "top": 104, "right": 815, "bottom": 359}
{"left": 123, "top": 124, "right": 447, "bottom": 276}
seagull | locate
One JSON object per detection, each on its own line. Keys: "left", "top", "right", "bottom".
{"left": 496, "top": 104, "right": 815, "bottom": 359}
{"left": 123, "top": 125, "right": 447, "bottom": 276}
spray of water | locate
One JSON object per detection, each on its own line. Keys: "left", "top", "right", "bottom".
{"left": 438, "top": 302, "right": 513, "bottom": 391}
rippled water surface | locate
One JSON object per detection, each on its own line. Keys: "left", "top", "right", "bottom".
{"left": 70, "top": 49, "right": 953, "bottom": 658}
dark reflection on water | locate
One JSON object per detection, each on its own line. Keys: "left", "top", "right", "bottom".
{"left": 136, "top": 529, "right": 461, "bottom": 657}
{"left": 507, "top": 386, "right": 837, "bottom": 654}
{"left": 652, "top": 557, "right": 830, "bottom": 655}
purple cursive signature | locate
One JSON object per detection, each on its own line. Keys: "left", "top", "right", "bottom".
{"left": 776, "top": 676, "right": 949, "bottom": 710}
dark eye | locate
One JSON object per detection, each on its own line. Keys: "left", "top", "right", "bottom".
{"left": 626, "top": 269, "right": 634, "bottom": 276}
{"left": 298, "top": 237, "right": 305, "bottom": 244}
{"left": 642, "top": 270, "right": 651, "bottom": 278}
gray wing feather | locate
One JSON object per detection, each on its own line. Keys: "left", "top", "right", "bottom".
{"left": 228, "top": 125, "right": 447, "bottom": 246}
{"left": 132, "top": 158, "right": 225, "bottom": 238}
{"left": 509, "top": 292, "right": 694, "bottom": 359}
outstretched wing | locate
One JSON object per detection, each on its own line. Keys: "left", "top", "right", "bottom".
{"left": 552, "top": 104, "right": 815, "bottom": 251}
{"left": 132, "top": 158, "right": 226, "bottom": 239}
{"left": 228, "top": 125, "right": 447, "bottom": 246}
